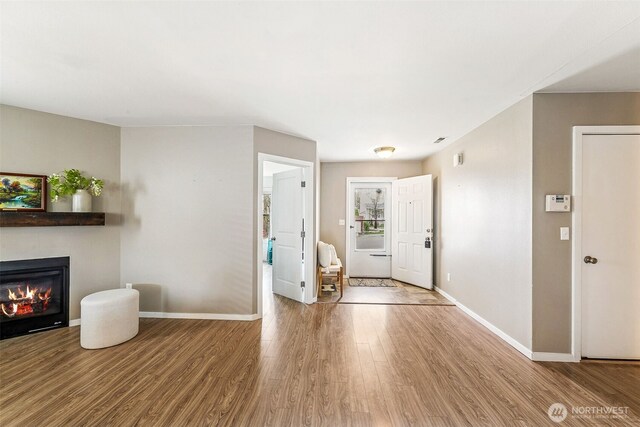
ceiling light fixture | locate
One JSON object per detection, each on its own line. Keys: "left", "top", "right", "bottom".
{"left": 433, "top": 137, "right": 446, "bottom": 144}
{"left": 374, "top": 146, "right": 396, "bottom": 159}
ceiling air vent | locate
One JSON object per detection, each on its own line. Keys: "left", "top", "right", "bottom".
{"left": 433, "top": 137, "right": 446, "bottom": 144}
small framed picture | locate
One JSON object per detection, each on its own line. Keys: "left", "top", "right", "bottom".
{"left": 0, "top": 172, "right": 47, "bottom": 212}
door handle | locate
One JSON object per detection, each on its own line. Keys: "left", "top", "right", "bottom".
{"left": 270, "top": 237, "right": 276, "bottom": 241}
{"left": 350, "top": 226, "right": 355, "bottom": 229}
{"left": 584, "top": 256, "right": 598, "bottom": 264}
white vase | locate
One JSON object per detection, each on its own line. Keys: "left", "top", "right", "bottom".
{"left": 72, "top": 189, "right": 92, "bottom": 212}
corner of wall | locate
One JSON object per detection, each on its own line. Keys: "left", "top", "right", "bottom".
{"left": 421, "top": 96, "right": 534, "bottom": 351}
{"left": 530, "top": 92, "right": 640, "bottom": 353}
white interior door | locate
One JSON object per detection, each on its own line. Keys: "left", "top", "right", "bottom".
{"left": 391, "top": 175, "right": 433, "bottom": 289}
{"left": 582, "top": 133, "right": 640, "bottom": 359}
{"left": 348, "top": 181, "right": 392, "bottom": 277}
{"left": 271, "top": 168, "right": 305, "bottom": 303}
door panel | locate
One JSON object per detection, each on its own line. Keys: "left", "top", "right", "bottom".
{"left": 349, "top": 182, "right": 392, "bottom": 277}
{"left": 398, "top": 202, "right": 407, "bottom": 233}
{"left": 582, "top": 133, "right": 640, "bottom": 359}
{"left": 412, "top": 200, "right": 423, "bottom": 232}
{"left": 392, "top": 175, "right": 433, "bottom": 288}
{"left": 271, "top": 168, "right": 304, "bottom": 303}
{"left": 412, "top": 244, "right": 423, "bottom": 274}
{"left": 397, "top": 242, "right": 407, "bottom": 270}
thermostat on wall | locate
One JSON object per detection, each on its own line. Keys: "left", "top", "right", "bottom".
{"left": 545, "top": 194, "right": 571, "bottom": 212}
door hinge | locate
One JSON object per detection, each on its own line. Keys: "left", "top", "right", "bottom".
{"left": 301, "top": 231, "right": 306, "bottom": 238}
{"left": 301, "top": 281, "right": 306, "bottom": 288}
{"left": 301, "top": 181, "right": 306, "bottom": 188}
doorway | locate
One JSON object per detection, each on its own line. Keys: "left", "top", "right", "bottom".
{"left": 257, "top": 154, "right": 315, "bottom": 317}
{"left": 335, "top": 175, "right": 441, "bottom": 305}
{"left": 572, "top": 126, "right": 640, "bottom": 361}
{"left": 346, "top": 178, "right": 394, "bottom": 278}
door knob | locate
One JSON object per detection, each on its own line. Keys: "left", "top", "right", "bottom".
{"left": 270, "top": 237, "right": 276, "bottom": 241}
{"left": 584, "top": 256, "right": 598, "bottom": 264}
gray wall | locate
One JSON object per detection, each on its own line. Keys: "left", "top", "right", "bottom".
{"left": 120, "top": 125, "right": 316, "bottom": 315}
{"left": 531, "top": 92, "right": 640, "bottom": 352}
{"left": 0, "top": 105, "right": 121, "bottom": 319}
{"left": 421, "top": 92, "right": 640, "bottom": 354}
{"left": 319, "top": 161, "right": 423, "bottom": 271}
{"left": 120, "top": 126, "right": 255, "bottom": 314}
{"left": 422, "top": 97, "right": 533, "bottom": 350}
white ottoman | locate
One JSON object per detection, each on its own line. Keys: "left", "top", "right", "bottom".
{"left": 81, "top": 289, "right": 139, "bottom": 349}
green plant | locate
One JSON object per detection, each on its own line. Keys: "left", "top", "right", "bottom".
{"left": 47, "top": 169, "right": 104, "bottom": 202}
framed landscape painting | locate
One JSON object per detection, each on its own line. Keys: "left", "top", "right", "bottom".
{"left": 0, "top": 172, "right": 47, "bottom": 212}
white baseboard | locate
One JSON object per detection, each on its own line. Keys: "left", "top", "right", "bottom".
{"left": 434, "top": 286, "right": 533, "bottom": 360}
{"left": 139, "top": 311, "right": 261, "bottom": 321}
{"left": 532, "top": 352, "right": 577, "bottom": 362}
{"left": 69, "top": 312, "right": 260, "bottom": 327}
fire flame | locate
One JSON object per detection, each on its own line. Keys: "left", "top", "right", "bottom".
{"left": 1, "top": 284, "right": 52, "bottom": 318}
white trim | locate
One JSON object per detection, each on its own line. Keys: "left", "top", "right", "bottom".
{"left": 258, "top": 153, "right": 316, "bottom": 309}
{"left": 345, "top": 177, "right": 397, "bottom": 277}
{"left": 435, "top": 286, "right": 533, "bottom": 359}
{"left": 69, "top": 313, "right": 260, "bottom": 326}
{"left": 531, "top": 352, "right": 576, "bottom": 362}
{"left": 572, "top": 126, "right": 640, "bottom": 363}
{"left": 140, "top": 311, "right": 260, "bottom": 321}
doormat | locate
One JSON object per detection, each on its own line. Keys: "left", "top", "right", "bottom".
{"left": 348, "top": 278, "right": 396, "bottom": 287}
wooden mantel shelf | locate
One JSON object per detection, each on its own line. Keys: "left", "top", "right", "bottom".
{"left": 0, "top": 212, "right": 106, "bottom": 227}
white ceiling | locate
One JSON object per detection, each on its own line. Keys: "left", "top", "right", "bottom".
{"left": 2, "top": 2, "right": 639, "bottom": 161}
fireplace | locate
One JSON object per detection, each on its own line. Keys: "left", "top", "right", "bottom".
{"left": 0, "top": 257, "right": 69, "bottom": 339}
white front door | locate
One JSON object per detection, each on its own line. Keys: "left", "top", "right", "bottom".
{"left": 391, "top": 175, "right": 433, "bottom": 289}
{"left": 348, "top": 181, "right": 392, "bottom": 277}
{"left": 271, "top": 168, "right": 305, "bottom": 303}
{"left": 581, "top": 133, "right": 640, "bottom": 359}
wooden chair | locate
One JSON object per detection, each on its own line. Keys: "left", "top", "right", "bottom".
{"left": 317, "top": 258, "right": 344, "bottom": 299}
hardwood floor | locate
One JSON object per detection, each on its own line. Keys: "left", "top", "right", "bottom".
{"left": 1, "top": 297, "right": 639, "bottom": 426}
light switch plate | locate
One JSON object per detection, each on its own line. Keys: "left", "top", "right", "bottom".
{"left": 560, "top": 227, "right": 570, "bottom": 241}
{"left": 338, "top": 219, "right": 345, "bottom": 226}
